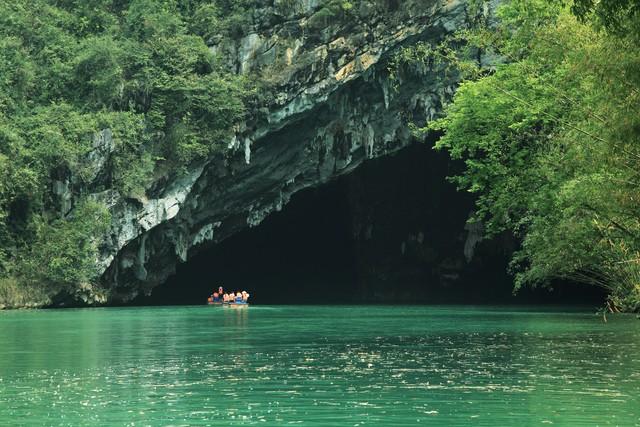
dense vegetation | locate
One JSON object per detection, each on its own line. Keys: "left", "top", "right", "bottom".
{"left": 401, "top": 0, "right": 640, "bottom": 311}
{"left": 0, "top": 0, "right": 257, "bottom": 303}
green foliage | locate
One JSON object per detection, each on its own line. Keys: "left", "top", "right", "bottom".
{"left": 185, "top": 0, "right": 258, "bottom": 40}
{"left": 307, "top": 0, "right": 354, "bottom": 30}
{"left": 99, "top": 112, "right": 154, "bottom": 197}
{"left": 0, "top": 0, "right": 253, "bottom": 302}
{"left": 570, "top": 0, "right": 640, "bottom": 36}
{"left": 53, "top": 0, "right": 121, "bottom": 36}
{"left": 73, "top": 36, "right": 126, "bottom": 109}
{"left": 342, "top": 2, "right": 354, "bottom": 11}
{"left": 0, "top": 37, "right": 35, "bottom": 113}
{"left": 275, "top": 0, "right": 299, "bottom": 15}
{"left": 125, "top": 0, "right": 185, "bottom": 41}
{"left": 0, "top": 276, "right": 50, "bottom": 308}
{"left": 19, "top": 200, "right": 111, "bottom": 289}
{"left": 190, "top": 3, "right": 222, "bottom": 42}
{"left": 414, "top": 0, "right": 640, "bottom": 311}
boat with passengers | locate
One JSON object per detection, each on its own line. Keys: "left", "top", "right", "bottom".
{"left": 207, "top": 288, "right": 250, "bottom": 307}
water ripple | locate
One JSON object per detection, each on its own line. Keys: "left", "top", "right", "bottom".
{"left": 0, "top": 306, "right": 639, "bottom": 425}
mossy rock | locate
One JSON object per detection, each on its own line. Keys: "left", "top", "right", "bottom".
{"left": 0, "top": 276, "right": 52, "bottom": 309}
{"left": 307, "top": 1, "right": 352, "bottom": 31}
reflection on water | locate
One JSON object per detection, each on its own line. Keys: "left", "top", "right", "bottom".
{"left": 1, "top": 306, "right": 639, "bottom": 425}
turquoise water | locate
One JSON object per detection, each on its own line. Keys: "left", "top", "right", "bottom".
{"left": 1, "top": 306, "right": 639, "bottom": 426}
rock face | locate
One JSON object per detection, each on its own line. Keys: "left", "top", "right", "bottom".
{"left": 94, "top": 0, "right": 482, "bottom": 302}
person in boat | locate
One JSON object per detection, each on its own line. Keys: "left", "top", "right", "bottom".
{"left": 212, "top": 292, "right": 220, "bottom": 303}
{"left": 223, "top": 293, "right": 229, "bottom": 303}
{"left": 218, "top": 286, "right": 224, "bottom": 296}
{"left": 241, "top": 291, "right": 250, "bottom": 302}
{"left": 235, "top": 291, "right": 244, "bottom": 304}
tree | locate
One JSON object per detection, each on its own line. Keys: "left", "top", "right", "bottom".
{"left": 405, "top": 0, "right": 640, "bottom": 310}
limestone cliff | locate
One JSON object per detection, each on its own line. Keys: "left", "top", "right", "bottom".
{"left": 75, "top": 0, "right": 483, "bottom": 304}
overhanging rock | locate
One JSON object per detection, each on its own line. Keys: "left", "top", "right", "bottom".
{"left": 97, "top": 0, "right": 484, "bottom": 302}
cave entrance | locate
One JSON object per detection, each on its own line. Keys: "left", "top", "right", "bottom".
{"left": 144, "top": 173, "right": 358, "bottom": 305}
{"left": 138, "top": 142, "right": 606, "bottom": 306}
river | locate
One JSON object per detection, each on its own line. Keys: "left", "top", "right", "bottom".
{"left": 1, "top": 306, "right": 638, "bottom": 425}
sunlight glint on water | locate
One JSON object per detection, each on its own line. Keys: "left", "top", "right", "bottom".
{"left": 1, "top": 306, "right": 639, "bottom": 425}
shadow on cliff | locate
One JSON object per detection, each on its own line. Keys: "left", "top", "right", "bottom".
{"left": 135, "top": 143, "right": 606, "bottom": 306}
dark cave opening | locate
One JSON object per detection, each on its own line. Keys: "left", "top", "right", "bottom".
{"left": 138, "top": 143, "right": 607, "bottom": 306}
{"left": 141, "top": 173, "right": 359, "bottom": 306}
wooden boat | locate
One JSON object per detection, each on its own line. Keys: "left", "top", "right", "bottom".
{"left": 206, "top": 299, "right": 249, "bottom": 307}
{"left": 207, "top": 294, "right": 249, "bottom": 307}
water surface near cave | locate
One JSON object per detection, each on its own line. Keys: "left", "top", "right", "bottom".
{"left": 1, "top": 306, "right": 639, "bottom": 425}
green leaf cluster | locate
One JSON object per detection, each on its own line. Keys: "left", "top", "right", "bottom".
{"left": 307, "top": 0, "right": 355, "bottom": 30}
{"left": 19, "top": 200, "right": 111, "bottom": 290}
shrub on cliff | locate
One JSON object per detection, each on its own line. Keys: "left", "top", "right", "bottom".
{"left": 18, "top": 201, "right": 111, "bottom": 290}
